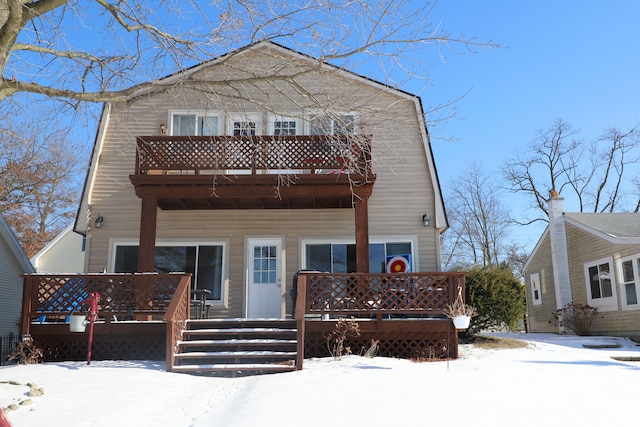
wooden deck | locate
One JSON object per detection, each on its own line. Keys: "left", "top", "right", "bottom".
{"left": 19, "top": 272, "right": 466, "bottom": 374}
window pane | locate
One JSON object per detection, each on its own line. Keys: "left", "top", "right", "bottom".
{"left": 334, "top": 114, "right": 355, "bottom": 135}
{"left": 306, "top": 244, "right": 331, "bottom": 272}
{"left": 154, "top": 246, "right": 190, "bottom": 273}
{"left": 332, "top": 244, "right": 348, "bottom": 273}
{"left": 173, "top": 115, "right": 196, "bottom": 136}
{"left": 233, "top": 121, "right": 256, "bottom": 136}
{"left": 309, "top": 115, "right": 332, "bottom": 135}
{"left": 199, "top": 116, "right": 218, "bottom": 135}
{"left": 600, "top": 263, "right": 613, "bottom": 298}
{"left": 114, "top": 246, "right": 138, "bottom": 273}
{"left": 274, "top": 120, "right": 296, "bottom": 136}
{"left": 369, "top": 244, "right": 385, "bottom": 274}
{"left": 589, "top": 266, "right": 601, "bottom": 299}
{"left": 387, "top": 243, "right": 412, "bottom": 256}
{"left": 625, "top": 283, "right": 638, "bottom": 305}
{"left": 197, "top": 246, "right": 223, "bottom": 299}
{"left": 622, "top": 260, "right": 635, "bottom": 283}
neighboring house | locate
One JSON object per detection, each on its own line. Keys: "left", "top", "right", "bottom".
{"left": 74, "top": 41, "right": 447, "bottom": 319}
{"left": 0, "top": 214, "right": 35, "bottom": 335}
{"left": 524, "top": 193, "right": 640, "bottom": 336}
{"left": 31, "top": 224, "right": 86, "bottom": 273}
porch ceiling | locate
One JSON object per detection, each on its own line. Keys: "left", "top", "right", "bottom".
{"left": 129, "top": 173, "right": 375, "bottom": 210}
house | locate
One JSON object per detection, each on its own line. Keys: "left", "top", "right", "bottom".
{"left": 0, "top": 214, "right": 35, "bottom": 336}
{"left": 31, "top": 224, "right": 86, "bottom": 273}
{"left": 20, "top": 41, "right": 461, "bottom": 371}
{"left": 73, "top": 41, "right": 447, "bottom": 319}
{"left": 524, "top": 192, "right": 640, "bottom": 336}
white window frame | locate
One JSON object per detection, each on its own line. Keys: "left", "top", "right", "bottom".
{"left": 108, "top": 238, "right": 229, "bottom": 305}
{"left": 227, "top": 113, "right": 262, "bottom": 136}
{"left": 305, "top": 111, "right": 358, "bottom": 135}
{"left": 268, "top": 114, "right": 300, "bottom": 136}
{"left": 618, "top": 254, "right": 640, "bottom": 310}
{"left": 168, "top": 110, "right": 221, "bottom": 136}
{"left": 583, "top": 256, "right": 619, "bottom": 312}
{"left": 529, "top": 272, "right": 542, "bottom": 306}
{"left": 300, "top": 236, "right": 418, "bottom": 273}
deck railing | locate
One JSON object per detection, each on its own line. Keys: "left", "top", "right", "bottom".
{"left": 21, "top": 273, "right": 190, "bottom": 335}
{"left": 135, "top": 134, "right": 372, "bottom": 177}
{"left": 163, "top": 275, "right": 191, "bottom": 372}
{"left": 294, "top": 272, "right": 466, "bottom": 369}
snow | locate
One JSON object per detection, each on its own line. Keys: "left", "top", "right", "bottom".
{"left": 1, "top": 333, "right": 639, "bottom": 427}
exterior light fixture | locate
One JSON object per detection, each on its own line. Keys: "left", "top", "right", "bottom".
{"left": 422, "top": 213, "right": 430, "bottom": 227}
{"left": 95, "top": 215, "right": 104, "bottom": 229}
{"left": 159, "top": 123, "right": 167, "bottom": 135}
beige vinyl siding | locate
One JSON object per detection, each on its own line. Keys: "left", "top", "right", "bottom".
{"left": 0, "top": 237, "right": 25, "bottom": 335}
{"left": 565, "top": 223, "right": 640, "bottom": 335}
{"left": 525, "top": 233, "right": 559, "bottom": 333}
{"left": 85, "top": 45, "right": 440, "bottom": 317}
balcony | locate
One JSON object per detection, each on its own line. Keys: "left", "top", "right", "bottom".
{"left": 130, "top": 135, "right": 375, "bottom": 210}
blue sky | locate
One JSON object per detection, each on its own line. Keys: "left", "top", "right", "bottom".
{"left": 406, "top": 1, "right": 640, "bottom": 249}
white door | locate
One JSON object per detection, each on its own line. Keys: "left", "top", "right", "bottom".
{"left": 247, "top": 238, "right": 283, "bottom": 318}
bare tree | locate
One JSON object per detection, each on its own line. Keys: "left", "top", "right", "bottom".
{"left": 0, "top": 1, "right": 496, "bottom": 108}
{"left": 502, "top": 118, "right": 640, "bottom": 223}
{"left": 441, "top": 163, "right": 513, "bottom": 269}
{"left": 0, "top": 109, "right": 85, "bottom": 256}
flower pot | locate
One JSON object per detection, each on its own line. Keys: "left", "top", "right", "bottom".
{"left": 453, "top": 315, "right": 471, "bottom": 329}
{"left": 69, "top": 315, "right": 87, "bottom": 333}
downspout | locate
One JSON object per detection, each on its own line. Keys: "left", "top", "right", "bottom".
{"left": 548, "top": 191, "right": 573, "bottom": 333}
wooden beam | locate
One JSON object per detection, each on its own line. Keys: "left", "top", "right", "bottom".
{"left": 354, "top": 196, "right": 370, "bottom": 273}
{"left": 138, "top": 196, "right": 158, "bottom": 272}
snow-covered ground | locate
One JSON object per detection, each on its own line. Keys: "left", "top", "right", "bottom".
{"left": 1, "top": 333, "right": 639, "bottom": 427}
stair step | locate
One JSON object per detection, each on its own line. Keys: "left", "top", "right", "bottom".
{"left": 171, "top": 363, "right": 296, "bottom": 373}
{"left": 175, "top": 351, "right": 297, "bottom": 359}
{"left": 178, "top": 338, "right": 296, "bottom": 347}
{"left": 183, "top": 327, "right": 296, "bottom": 335}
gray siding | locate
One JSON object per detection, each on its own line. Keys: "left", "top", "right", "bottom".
{"left": 0, "top": 236, "right": 25, "bottom": 335}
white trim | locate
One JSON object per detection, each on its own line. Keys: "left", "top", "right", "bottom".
{"left": 108, "top": 238, "right": 229, "bottom": 305}
{"left": 583, "top": 256, "right": 619, "bottom": 312}
{"left": 564, "top": 216, "right": 640, "bottom": 245}
{"left": 529, "top": 272, "right": 542, "bottom": 306}
{"left": 617, "top": 254, "right": 640, "bottom": 310}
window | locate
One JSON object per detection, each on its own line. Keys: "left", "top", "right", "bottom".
{"left": 170, "top": 111, "right": 219, "bottom": 136}
{"left": 584, "top": 257, "right": 618, "bottom": 311}
{"left": 228, "top": 114, "right": 261, "bottom": 136}
{"left": 529, "top": 272, "right": 542, "bottom": 305}
{"left": 304, "top": 240, "right": 413, "bottom": 273}
{"left": 269, "top": 115, "right": 299, "bottom": 136}
{"left": 308, "top": 113, "right": 355, "bottom": 135}
{"left": 113, "top": 243, "right": 225, "bottom": 301}
{"left": 618, "top": 255, "right": 640, "bottom": 309}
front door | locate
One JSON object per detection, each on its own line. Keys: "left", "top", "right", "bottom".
{"left": 247, "top": 238, "right": 283, "bottom": 318}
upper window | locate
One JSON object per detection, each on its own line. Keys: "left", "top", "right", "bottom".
{"left": 113, "top": 243, "right": 225, "bottom": 301}
{"left": 228, "top": 113, "right": 261, "bottom": 136}
{"left": 584, "top": 257, "right": 618, "bottom": 311}
{"left": 529, "top": 272, "right": 542, "bottom": 306}
{"left": 303, "top": 240, "right": 413, "bottom": 273}
{"left": 170, "top": 111, "right": 219, "bottom": 136}
{"left": 618, "top": 255, "right": 640, "bottom": 309}
{"left": 268, "top": 115, "right": 299, "bottom": 136}
{"left": 308, "top": 113, "right": 356, "bottom": 135}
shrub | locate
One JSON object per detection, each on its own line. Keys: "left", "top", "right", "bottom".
{"left": 465, "top": 265, "right": 526, "bottom": 335}
{"left": 551, "top": 303, "right": 598, "bottom": 336}
{"left": 8, "top": 336, "right": 43, "bottom": 364}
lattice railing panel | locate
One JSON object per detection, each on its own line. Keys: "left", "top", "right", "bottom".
{"left": 34, "top": 334, "right": 165, "bottom": 362}
{"left": 305, "top": 273, "right": 464, "bottom": 315}
{"left": 136, "top": 135, "right": 372, "bottom": 176}
{"left": 28, "top": 273, "right": 184, "bottom": 315}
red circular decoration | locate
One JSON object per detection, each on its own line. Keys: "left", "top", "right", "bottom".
{"left": 387, "top": 256, "right": 410, "bottom": 273}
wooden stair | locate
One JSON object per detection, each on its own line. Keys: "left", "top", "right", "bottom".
{"left": 171, "top": 318, "right": 298, "bottom": 376}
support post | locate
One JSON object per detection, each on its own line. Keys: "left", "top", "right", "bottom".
{"left": 354, "top": 196, "right": 370, "bottom": 273}
{"left": 138, "top": 196, "right": 158, "bottom": 272}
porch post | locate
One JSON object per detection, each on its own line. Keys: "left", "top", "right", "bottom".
{"left": 354, "top": 196, "right": 370, "bottom": 273}
{"left": 138, "top": 196, "right": 158, "bottom": 272}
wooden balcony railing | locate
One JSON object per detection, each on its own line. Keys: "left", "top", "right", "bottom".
{"left": 135, "top": 134, "right": 373, "bottom": 178}
{"left": 20, "top": 273, "right": 190, "bottom": 335}
{"left": 294, "top": 272, "right": 466, "bottom": 369}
